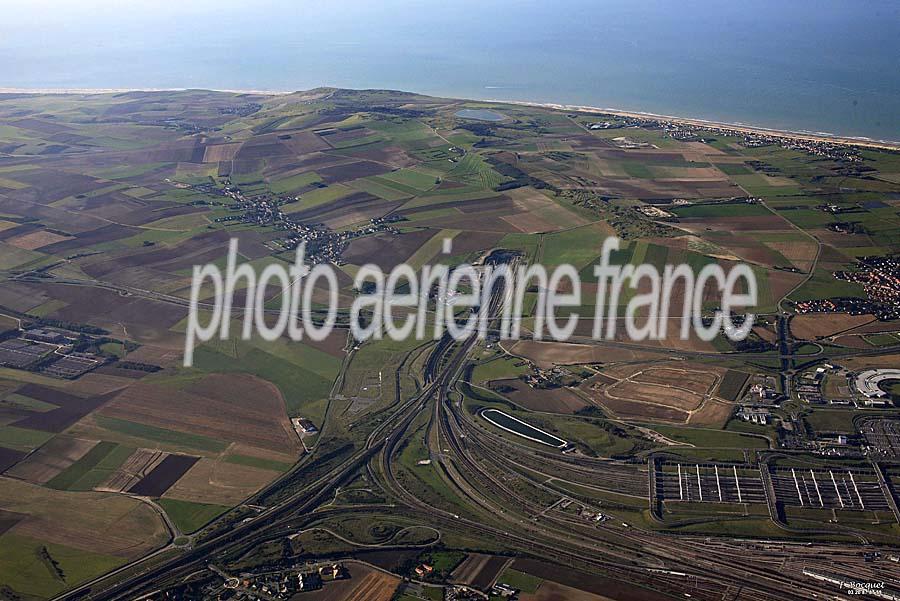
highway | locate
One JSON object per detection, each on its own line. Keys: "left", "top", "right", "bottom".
{"left": 51, "top": 256, "right": 900, "bottom": 601}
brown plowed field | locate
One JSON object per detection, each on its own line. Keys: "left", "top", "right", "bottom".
{"left": 568, "top": 318, "right": 716, "bottom": 353}
{"left": 767, "top": 269, "right": 806, "bottom": 302}
{"left": 405, "top": 210, "right": 525, "bottom": 233}
{"left": 764, "top": 239, "right": 818, "bottom": 272}
{"left": 351, "top": 145, "right": 417, "bottom": 168}
{"left": 128, "top": 453, "right": 199, "bottom": 497}
{"left": 501, "top": 211, "right": 560, "bottom": 233}
{"left": 520, "top": 581, "right": 615, "bottom": 601}
{"left": 162, "top": 457, "right": 279, "bottom": 505}
{"left": 318, "top": 161, "right": 390, "bottom": 184}
{"left": 12, "top": 388, "right": 121, "bottom": 434}
{"left": 5, "top": 436, "right": 98, "bottom": 484}
{"left": 6, "top": 229, "right": 73, "bottom": 250}
{"left": 489, "top": 379, "right": 587, "bottom": 414}
{"left": 40, "top": 223, "right": 143, "bottom": 253}
{"left": 841, "top": 353, "right": 900, "bottom": 370}
{"left": 753, "top": 324, "right": 777, "bottom": 343}
{"left": 113, "top": 344, "right": 182, "bottom": 367}
{"left": 513, "top": 558, "right": 672, "bottom": 601}
{"left": 0, "top": 447, "right": 26, "bottom": 473}
{"left": 831, "top": 334, "right": 872, "bottom": 349}
{"left": 791, "top": 313, "right": 875, "bottom": 340}
{"left": 599, "top": 396, "right": 688, "bottom": 422}
{"left": 505, "top": 340, "right": 665, "bottom": 369}
{"left": 687, "top": 399, "right": 734, "bottom": 428}
{"left": 23, "top": 281, "right": 188, "bottom": 344}
{"left": 64, "top": 372, "right": 143, "bottom": 395}
{"left": 606, "top": 380, "right": 703, "bottom": 412}
{"left": 579, "top": 377, "right": 690, "bottom": 422}
{"left": 343, "top": 228, "right": 435, "bottom": 271}
{"left": 632, "top": 367, "right": 718, "bottom": 395}
{"left": 843, "top": 319, "right": 900, "bottom": 335}
{"left": 451, "top": 554, "right": 508, "bottom": 590}
{"left": 80, "top": 229, "right": 231, "bottom": 277}
{"left": 304, "top": 329, "right": 348, "bottom": 358}
{"left": 99, "top": 374, "right": 301, "bottom": 454}
{"left": 281, "top": 131, "right": 332, "bottom": 154}
{"left": 98, "top": 448, "right": 167, "bottom": 493}
{"left": 0, "top": 477, "right": 168, "bottom": 557}
{"left": 202, "top": 142, "right": 241, "bottom": 163}
{"left": 298, "top": 563, "right": 400, "bottom": 601}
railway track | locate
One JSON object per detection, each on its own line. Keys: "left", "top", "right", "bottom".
{"left": 55, "top": 256, "right": 899, "bottom": 601}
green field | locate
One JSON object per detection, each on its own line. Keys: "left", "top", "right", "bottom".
{"left": 0, "top": 426, "right": 54, "bottom": 452}
{"left": 541, "top": 223, "right": 612, "bottom": 268}
{"left": 2, "top": 393, "right": 58, "bottom": 412}
{"left": 268, "top": 171, "right": 322, "bottom": 194}
{"left": 192, "top": 344, "right": 334, "bottom": 416}
{"left": 803, "top": 409, "right": 857, "bottom": 434}
{"left": 470, "top": 355, "right": 529, "bottom": 383}
{"left": 718, "top": 370, "right": 750, "bottom": 401}
{"left": 648, "top": 425, "right": 769, "bottom": 449}
{"left": 283, "top": 184, "right": 354, "bottom": 213}
{"left": 379, "top": 168, "right": 440, "bottom": 192}
{"left": 156, "top": 498, "right": 229, "bottom": 534}
{"left": 0, "top": 534, "right": 123, "bottom": 599}
{"left": 0, "top": 86, "right": 899, "bottom": 593}
{"left": 94, "top": 415, "right": 227, "bottom": 453}
{"left": 496, "top": 568, "right": 542, "bottom": 593}
{"left": 349, "top": 176, "right": 415, "bottom": 201}
{"left": 46, "top": 441, "right": 121, "bottom": 490}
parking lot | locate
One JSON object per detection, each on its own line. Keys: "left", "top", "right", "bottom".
{"left": 656, "top": 462, "right": 767, "bottom": 504}
{"left": 0, "top": 339, "right": 52, "bottom": 369}
{"left": 770, "top": 467, "right": 892, "bottom": 511}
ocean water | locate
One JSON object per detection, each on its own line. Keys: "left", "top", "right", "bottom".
{"left": 1, "top": 0, "right": 898, "bottom": 141}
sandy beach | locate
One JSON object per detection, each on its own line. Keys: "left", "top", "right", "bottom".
{"left": 497, "top": 99, "right": 900, "bottom": 151}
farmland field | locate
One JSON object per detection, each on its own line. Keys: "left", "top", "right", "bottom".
{"left": 0, "top": 87, "right": 899, "bottom": 599}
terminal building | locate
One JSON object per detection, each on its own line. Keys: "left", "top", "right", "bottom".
{"left": 854, "top": 369, "right": 900, "bottom": 399}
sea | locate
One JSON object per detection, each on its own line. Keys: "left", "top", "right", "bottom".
{"left": 2, "top": 0, "right": 899, "bottom": 141}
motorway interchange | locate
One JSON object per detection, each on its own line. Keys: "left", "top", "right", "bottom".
{"left": 55, "top": 263, "right": 900, "bottom": 601}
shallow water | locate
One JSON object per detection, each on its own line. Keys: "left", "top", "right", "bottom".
{"left": 454, "top": 109, "right": 506, "bottom": 122}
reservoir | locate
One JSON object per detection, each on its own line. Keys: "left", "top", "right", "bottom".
{"left": 480, "top": 409, "right": 567, "bottom": 448}
{"left": 454, "top": 109, "right": 506, "bottom": 122}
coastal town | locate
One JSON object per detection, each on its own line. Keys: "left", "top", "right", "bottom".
{"left": 795, "top": 255, "right": 900, "bottom": 321}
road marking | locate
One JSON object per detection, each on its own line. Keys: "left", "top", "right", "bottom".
{"left": 715, "top": 465, "right": 722, "bottom": 502}
{"left": 829, "top": 471, "right": 844, "bottom": 508}
{"left": 733, "top": 466, "right": 743, "bottom": 503}
{"left": 792, "top": 468, "right": 803, "bottom": 506}
{"left": 849, "top": 472, "right": 864, "bottom": 509}
{"left": 809, "top": 470, "right": 824, "bottom": 507}
{"left": 697, "top": 464, "right": 703, "bottom": 502}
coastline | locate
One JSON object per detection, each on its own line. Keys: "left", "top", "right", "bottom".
{"left": 0, "top": 86, "right": 294, "bottom": 96}
{"left": 496, "top": 99, "right": 900, "bottom": 151}
{"left": 1, "top": 86, "right": 898, "bottom": 151}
